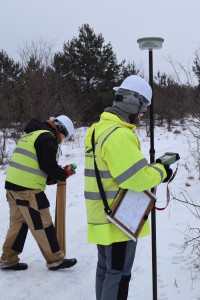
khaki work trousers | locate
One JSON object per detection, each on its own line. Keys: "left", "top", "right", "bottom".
{"left": 1, "top": 190, "right": 64, "bottom": 266}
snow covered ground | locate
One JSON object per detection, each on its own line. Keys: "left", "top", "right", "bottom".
{"left": 0, "top": 122, "right": 200, "bottom": 300}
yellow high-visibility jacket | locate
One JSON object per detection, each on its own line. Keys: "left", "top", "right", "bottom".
{"left": 6, "top": 130, "right": 51, "bottom": 191}
{"left": 84, "top": 112, "right": 167, "bottom": 245}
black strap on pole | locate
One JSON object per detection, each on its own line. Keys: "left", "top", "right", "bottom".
{"left": 91, "top": 130, "right": 112, "bottom": 215}
{"left": 149, "top": 49, "right": 157, "bottom": 300}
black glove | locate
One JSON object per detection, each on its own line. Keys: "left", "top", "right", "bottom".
{"left": 163, "top": 164, "right": 173, "bottom": 183}
{"left": 46, "top": 177, "right": 57, "bottom": 185}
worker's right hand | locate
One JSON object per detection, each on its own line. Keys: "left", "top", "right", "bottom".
{"left": 162, "top": 164, "right": 173, "bottom": 183}
{"left": 46, "top": 176, "right": 57, "bottom": 185}
{"left": 46, "top": 180, "right": 57, "bottom": 185}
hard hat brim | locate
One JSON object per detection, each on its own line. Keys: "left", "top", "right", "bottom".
{"left": 113, "top": 87, "right": 119, "bottom": 91}
{"left": 113, "top": 86, "right": 134, "bottom": 92}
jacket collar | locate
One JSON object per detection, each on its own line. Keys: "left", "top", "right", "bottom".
{"left": 104, "top": 106, "right": 130, "bottom": 123}
{"left": 101, "top": 107, "right": 136, "bottom": 131}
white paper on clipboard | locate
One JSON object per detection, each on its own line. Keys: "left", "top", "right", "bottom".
{"left": 115, "top": 190, "right": 151, "bottom": 232}
{"left": 106, "top": 189, "right": 156, "bottom": 241}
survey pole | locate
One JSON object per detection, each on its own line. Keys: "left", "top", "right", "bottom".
{"left": 149, "top": 49, "right": 158, "bottom": 300}
{"left": 149, "top": 49, "right": 154, "bottom": 164}
{"left": 137, "top": 37, "right": 164, "bottom": 300}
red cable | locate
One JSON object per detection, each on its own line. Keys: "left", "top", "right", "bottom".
{"left": 155, "top": 163, "right": 179, "bottom": 211}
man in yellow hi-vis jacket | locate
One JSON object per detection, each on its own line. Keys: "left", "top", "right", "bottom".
{"left": 0, "top": 115, "right": 77, "bottom": 271}
{"left": 84, "top": 75, "right": 172, "bottom": 300}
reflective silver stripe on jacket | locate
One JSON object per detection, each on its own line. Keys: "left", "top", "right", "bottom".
{"left": 9, "top": 161, "right": 47, "bottom": 178}
{"left": 84, "top": 191, "right": 117, "bottom": 200}
{"left": 115, "top": 158, "right": 148, "bottom": 185}
{"left": 149, "top": 165, "right": 164, "bottom": 182}
{"left": 84, "top": 169, "right": 112, "bottom": 178}
{"left": 13, "top": 148, "right": 37, "bottom": 160}
{"left": 101, "top": 127, "right": 120, "bottom": 150}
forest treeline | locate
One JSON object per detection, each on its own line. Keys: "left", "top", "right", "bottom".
{"left": 2, "top": 24, "right": 200, "bottom": 265}
{"left": 1, "top": 24, "right": 200, "bottom": 130}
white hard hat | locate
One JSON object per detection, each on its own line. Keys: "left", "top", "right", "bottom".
{"left": 50, "top": 115, "right": 75, "bottom": 137}
{"left": 113, "top": 75, "right": 152, "bottom": 103}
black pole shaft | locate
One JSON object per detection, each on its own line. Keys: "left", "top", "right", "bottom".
{"left": 149, "top": 50, "right": 157, "bottom": 300}
{"left": 149, "top": 50, "right": 155, "bottom": 164}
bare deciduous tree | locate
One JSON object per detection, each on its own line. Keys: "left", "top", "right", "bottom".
{"left": 16, "top": 39, "right": 81, "bottom": 123}
{"left": 18, "top": 38, "right": 56, "bottom": 70}
{"left": 170, "top": 189, "right": 200, "bottom": 267}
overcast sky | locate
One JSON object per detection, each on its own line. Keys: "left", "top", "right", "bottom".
{"left": 1, "top": 0, "right": 200, "bottom": 83}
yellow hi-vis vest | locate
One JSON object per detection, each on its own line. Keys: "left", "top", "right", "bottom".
{"left": 85, "top": 112, "right": 167, "bottom": 245}
{"left": 6, "top": 130, "right": 52, "bottom": 191}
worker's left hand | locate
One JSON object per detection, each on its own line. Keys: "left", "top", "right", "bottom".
{"left": 64, "top": 163, "right": 77, "bottom": 177}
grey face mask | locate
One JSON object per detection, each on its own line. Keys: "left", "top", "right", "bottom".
{"left": 113, "top": 88, "right": 149, "bottom": 114}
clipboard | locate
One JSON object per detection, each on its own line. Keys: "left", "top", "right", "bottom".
{"left": 106, "top": 189, "right": 156, "bottom": 242}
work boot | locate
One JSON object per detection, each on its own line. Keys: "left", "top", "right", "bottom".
{"left": 1, "top": 263, "right": 28, "bottom": 271}
{"left": 49, "top": 258, "right": 77, "bottom": 271}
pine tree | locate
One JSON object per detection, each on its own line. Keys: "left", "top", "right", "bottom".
{"left": 54, "top": 24, "right": 137, "bottom": 121}
{"left": 0, "top": 50, "right": 22, "bottom": 96}
{"left": 0, "top": 50, "right": 22, "bottom": 126}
